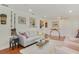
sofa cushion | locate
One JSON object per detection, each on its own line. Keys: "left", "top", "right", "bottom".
{"left": 26, "top": 36, "right": 40, "bottom": 40}
{"left": 27, "top": 31, "right": 37, "bottom": 37}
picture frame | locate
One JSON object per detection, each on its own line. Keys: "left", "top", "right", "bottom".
{"left": 52, "top": 21, "right": 59, "bottom": 30}
{"left": 29, "top": 17, "right": 35, "bottom": 27}
{"left": 40, "top": 20, "right": 44, "bottom": 28}
{"left": 0, "top": 14, "right": 7, "bottom": 24}
{"left": 40, "top": 20, "right": 48, "bottom": 28}
{"left": 18, "top": 16, "right": 26, "bottom": 24}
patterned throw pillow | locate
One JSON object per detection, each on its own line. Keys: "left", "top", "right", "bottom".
{"left": 24, "top": 32, "right": 29, "bottom": 38}
{"left": 19, "top": 32, "right": 29, "bottom": 38}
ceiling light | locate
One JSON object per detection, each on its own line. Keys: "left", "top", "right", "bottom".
{"left": 69, "top": 10, "right": 72, "bottom": 13}
{"left": 28, "top": 8, "right": 32, "bottom": 12}
{"left": 44, "top": 16, "right": 46, "bottom": 18}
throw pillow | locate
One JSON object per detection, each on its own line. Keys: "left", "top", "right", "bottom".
{"left": 24, "top": 32, "right": 29, "bottom": 38}
{"left": 19, "top": 32, "right": 29, "bottom": 38}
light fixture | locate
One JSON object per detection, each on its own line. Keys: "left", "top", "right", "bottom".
{"left": 44, "top": 16, "right": 46, "bottom": 18}
{"left": 28, "top": 8, "right": 32, "bottom": 12}
{"left": 28, "top": 8, "right": 35, "bottom": 15}
{"left": 69, "top": 10, "right": 72, "bottom": 13}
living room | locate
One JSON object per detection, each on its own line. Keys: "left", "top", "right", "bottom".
{"left": 0, "top": 4, "right": 79, "bottom": 54}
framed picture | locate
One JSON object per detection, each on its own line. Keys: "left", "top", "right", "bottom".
{"left": 52, "top": 21, "right": 59, "bottom": 30}
{"left": 40, "top": 20, "right": 48, "bottom": 28}
{"left": 0, "top": 14, "right": 7, "bottom": 24}
{"left": 29, "top": 17, "right": 35, "bottom": 27}
{"left": 40, "top": 20, "right": 44, "bottom": 28}
{"left": 18, "top": 16, "right": 26, "bottom": 24}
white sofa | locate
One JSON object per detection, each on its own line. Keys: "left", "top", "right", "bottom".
{"left": 18, "top": 31, "right": 43, "bottom": 47}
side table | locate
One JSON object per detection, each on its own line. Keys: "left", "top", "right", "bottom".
{"left": 9, "top": 38, "right": 19, "bottom": 50}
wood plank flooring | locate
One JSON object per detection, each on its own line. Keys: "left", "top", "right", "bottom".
{"left": 0, "top": 46, "right": 23, "bottom": 54}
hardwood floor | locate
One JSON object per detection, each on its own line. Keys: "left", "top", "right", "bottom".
{"left": 0, "top": 46, "right": 23, "bottom": 54}
{"left": 0, "top": 42, "right": 37, "bottom": 54}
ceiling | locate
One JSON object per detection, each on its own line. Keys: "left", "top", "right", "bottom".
{"left": 7, "top": 4, "right": 79, "bottom": 19}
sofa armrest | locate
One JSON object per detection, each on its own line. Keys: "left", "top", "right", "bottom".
{"left": 18, "top": 35, "right": 27, "bottom": 46}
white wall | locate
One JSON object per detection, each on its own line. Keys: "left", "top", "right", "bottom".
{"left": 15, "top": 11, "right": 28, "bottom": 32}
{"left": 59, "top": 17, "right": 79, "bottom": 38}
{"left": 0, "top": 6, "right": 11, "bottom": 49}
